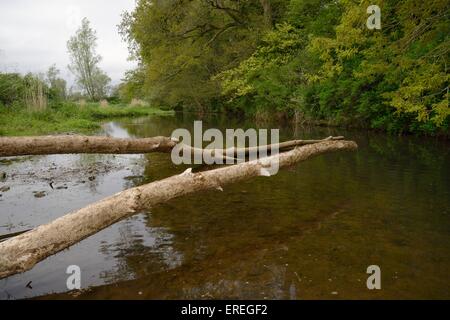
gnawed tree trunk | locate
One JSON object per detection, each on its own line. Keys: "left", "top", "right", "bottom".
{"left": 0, "top": 140, "right": 357, "bottom": 279}
{"left": 0, "top": 135, "right": 177, "bottom": 157}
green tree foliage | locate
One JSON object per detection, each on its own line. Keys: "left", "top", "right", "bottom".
{"left": 306, "top": 0, "right": 449, "bottom": 133}
{"left": 120, "top": 0, "right": 449, "bottom": 134}
{"left": 214, "top": 23, "right": 304, "bottom": 115}
{"left": 117, "top": 66, "right": 147, "bottom": 103}
{"left": 47, "top": 64, "right": 67, "bottom": 101}
{"left": 119, "top": 0, "right": 278, "bottom": 111}
{"left": 0, "top": 72, "right": 50, "bottom": 111}
{"left": 0, "top": 73, "right": 26, "bottom": 106}
{"left": 67, "top": 18, "right": 111, "bottom": 101}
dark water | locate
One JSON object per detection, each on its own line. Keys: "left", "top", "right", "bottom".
{"left": 0, "top": 113, "right": 449, "bottom": 299}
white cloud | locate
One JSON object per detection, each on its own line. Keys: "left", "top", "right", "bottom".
{"left": 0, "top": 0, "right": 137, "bottom": 87}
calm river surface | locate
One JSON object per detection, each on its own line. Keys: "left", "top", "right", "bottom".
{"left": 0, "top": 113, "right": 449, "bottom": 299}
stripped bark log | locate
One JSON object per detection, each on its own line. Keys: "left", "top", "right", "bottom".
{"left": 0, "top": 135, "right": 345, "bottom": 159}
{"left": 0, "top": 135, "right": 344, "bottom": 160}
{"left": 0, "top": 135, "right": 344, "bottom": 163}
{"left": 0, "top": 135, "right": 177, "bottom": 157}
{"left": 181, "top": 136, "right": 345, "bottom": 159}
{"left": 0, "top": 140, "right": 357, "bottom": 279}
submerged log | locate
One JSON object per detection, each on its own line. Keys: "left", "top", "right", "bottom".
{"left": 0, "top": 135, "right": 177, "bottom": 157}
{"left": 0, "top": 140, "right": 357, "bottom": 279}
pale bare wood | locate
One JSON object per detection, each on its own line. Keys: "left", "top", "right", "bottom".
{"left": 181, "top": 136, "right": 345, "bottom": 159}
{"left": 0, "top": 135, "right": 177, "bottom": 157}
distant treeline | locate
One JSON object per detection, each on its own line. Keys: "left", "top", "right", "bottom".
{"left": 0, "top": 70, "right": 119, "bottom": 110}
{"left": 119, "top": 0, "right": 449, "bottom": 135}
{"left": 0, "top": 18, "right": 116, "bottom": 111}
{"left": 0, "top": 70, "right": 63, "bottom": 111}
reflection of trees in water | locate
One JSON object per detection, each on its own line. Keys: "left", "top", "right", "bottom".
{"left": 97, "top": 213, "right": 184, "bottom": 285}
{"left": 63, "top": 185, "right": 348, "bottom": 299}
{"left": 51, "top": 203, "right": 342, "bottom": 299}
{"left": 352, "top": 134, "right": 450, "bottom": 212}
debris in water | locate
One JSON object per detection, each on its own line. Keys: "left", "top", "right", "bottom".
{"left": 33, "top": 191, "right": 46, "bottom": 198}
{"left": 0, "top": 186, "right": 10, "bottom": 192}
{"left": 124, "top": 175, "right": 144, "bottom": 181}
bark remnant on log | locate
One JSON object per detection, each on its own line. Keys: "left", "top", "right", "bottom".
{"left": 0, "top": 140, "right": 357, "bottom": 279}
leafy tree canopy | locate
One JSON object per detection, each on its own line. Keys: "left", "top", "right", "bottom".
{"left": 120, "top": 0, "right": 449, "bottom": 134}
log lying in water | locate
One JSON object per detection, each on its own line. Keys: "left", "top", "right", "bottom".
{"left": 0, "top": 134, "right": 344, "bottom": 158}
{"left": 0, "top": 139, "right": 357, "bottom": 279}
{"left": 182, "top": 136, "right": 345, "bottom": 160}
{"left": 0, "top": 135, "right": 177, "bottom": 157}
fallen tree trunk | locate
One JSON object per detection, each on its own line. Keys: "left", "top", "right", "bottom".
{"left": 0, "top": 140, "right": 357, "bottom": 279}
{"left": 182, "top": 136, "right": 345, "bottom": 159}
{"left": 0, "top": 135, "right": 177, "bottom": 157}
{"left": 0, "top": 135, "right": 345, "bottom": 158}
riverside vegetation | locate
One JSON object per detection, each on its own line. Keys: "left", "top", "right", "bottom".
{"left": 0, "top": 70, "right": 172, "bottom": 137}
{"left": 118, "top": 0, "right": 449, "bottom": 136}
{"left": 1, "top": 1, "right": 448, "bottom": 138}
{"left": 0, "top": 102, "right": 173, "bottom": 136}
{"left": 0, "top": 18, "right": 172, "bottom": 137}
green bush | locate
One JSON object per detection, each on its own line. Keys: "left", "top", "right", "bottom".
{"left": 0, "top": 73, "right": 26, "bottom": 106}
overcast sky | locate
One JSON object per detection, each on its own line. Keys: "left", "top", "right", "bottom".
{"left": 0, "top": 0, "right": 137, "bottom": 88}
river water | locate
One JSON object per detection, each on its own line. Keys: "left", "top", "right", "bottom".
{"left": 0, "top": 113, "right": 449, "bottom": 299}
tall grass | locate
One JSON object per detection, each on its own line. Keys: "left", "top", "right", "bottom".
{"left": 24, "top": 75, "right": 48, "bottom": 112}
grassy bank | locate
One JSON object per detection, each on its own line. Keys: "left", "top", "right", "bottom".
{"left": 0, "top": 102, "right": 174, "bottom": 136}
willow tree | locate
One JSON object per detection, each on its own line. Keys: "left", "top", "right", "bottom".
{"left": 67, "top": 18, "right": 110, "bottom": 101}
{"left": 119, "top": 0, "right": 285, "bottom": 111}
{"left": 303, "top": 0, "right": 449, "bottom": 133}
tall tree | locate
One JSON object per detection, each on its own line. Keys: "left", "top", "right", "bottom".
{"left": 119, "top": 0, "right": 283, "bottom": 110}
{"left": 119, "top": 0, "right": 448, "bottom": 134}
{"left": 67, "top": 18, "right": 110, "bottom": 101}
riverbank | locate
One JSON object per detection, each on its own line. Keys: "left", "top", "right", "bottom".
{"left": 0, "top": 102, "right": 174, "bottom": 136}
